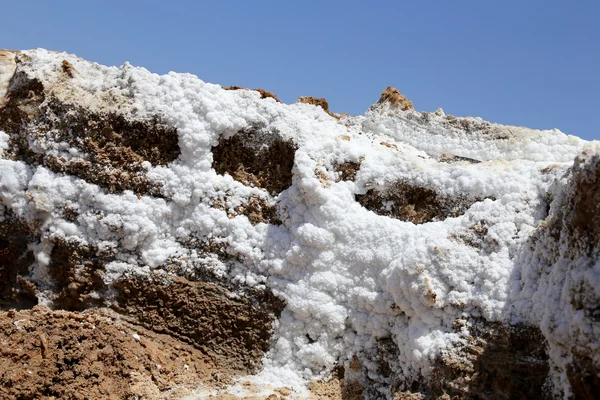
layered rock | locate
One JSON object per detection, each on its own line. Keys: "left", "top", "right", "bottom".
{"left": 0, "top": 49, "right": 598, "bottom": 399}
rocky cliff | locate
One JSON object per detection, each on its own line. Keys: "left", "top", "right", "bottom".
{"left": 0, "top": 49, "right": 598, "bottom": 399}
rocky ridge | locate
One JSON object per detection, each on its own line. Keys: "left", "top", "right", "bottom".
{"left": 0, "top": 49, "right": 598, "bottom": 399}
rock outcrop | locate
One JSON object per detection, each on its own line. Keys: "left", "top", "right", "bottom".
{"left": 0, "top": 49, "right": 598, "bottom": 399}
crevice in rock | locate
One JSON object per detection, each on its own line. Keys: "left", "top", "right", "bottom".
{"left": 0, "top": 215, "right": 39, "bottom": 310}
{"left": 212, "top": 126, "right": 297, "bottom": 196}
{"left": 356, "top": 181, "right": 483, "bottom": 224}
{"left": 438, "top": 153, "right": 481, "bottom": 164}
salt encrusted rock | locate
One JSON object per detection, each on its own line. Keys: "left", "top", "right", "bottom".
{"left": 0, "top": 49, "right": 599, "bottom": 399}
{"left": 370, "top": 86, "right": 414, "bottom": 111}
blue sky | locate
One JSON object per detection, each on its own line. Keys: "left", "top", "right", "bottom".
{"left": 2, "top": 1, "right": 599, "bottom": 139}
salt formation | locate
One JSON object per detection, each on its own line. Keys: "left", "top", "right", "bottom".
{"left": 0, "top": 49, "right": 598, "bottom": 399}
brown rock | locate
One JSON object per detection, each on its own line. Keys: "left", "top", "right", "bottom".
{"left": 224, "top": 86, "right": 281, "bottom": 102}
{"left": 356, "top": 181, "right": 484, "bottom": 224}
{"left": 113, "top": 273, "right": 283, "bottom": 374}
{"left": 297, "top": 96, "right": 340, "bottom": 119}
{"left": 212, "top": 125, "right": 296, "bottom": 196}
{"left": 0, "top": 307, "right": 226, "bottom": 400}
{"left": 373, "top": 86, "right": 414, "bottom": 111}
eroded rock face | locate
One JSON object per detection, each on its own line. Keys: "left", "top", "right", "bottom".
{"left": 0, "top": 307, "right": 225, "bottom": 400}
{"left": 512, "top": 152, "right": 600, "bottom": 399}
{"left": 0, "top": 71, "right": 179, "bottom": 195}
{"left": 48, "top": 238, "right": 112, "bottom": 311}
{"left": 430, "top": 321, "right": 550, "bottom": 399}
{"left": 113, "top": 273, "right": 283, "bottom": 374}
{"left": 0, "top": 50, "right": 286, "bottom": 397}
{"left": 356, "top": 181, "right": 484, "bottom": 224}
{"left": 0, "top": 216, "right": 38, "bottom": 309}
{"left": 1, "top": 49, "right": 599, "bottom": 399}
{"left": 212, "top": 125, "right": 296, "bottom": 196}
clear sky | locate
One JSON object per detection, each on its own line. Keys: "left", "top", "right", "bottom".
{"left": 2, "top": 1, "right": 599, "bottom": 139}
